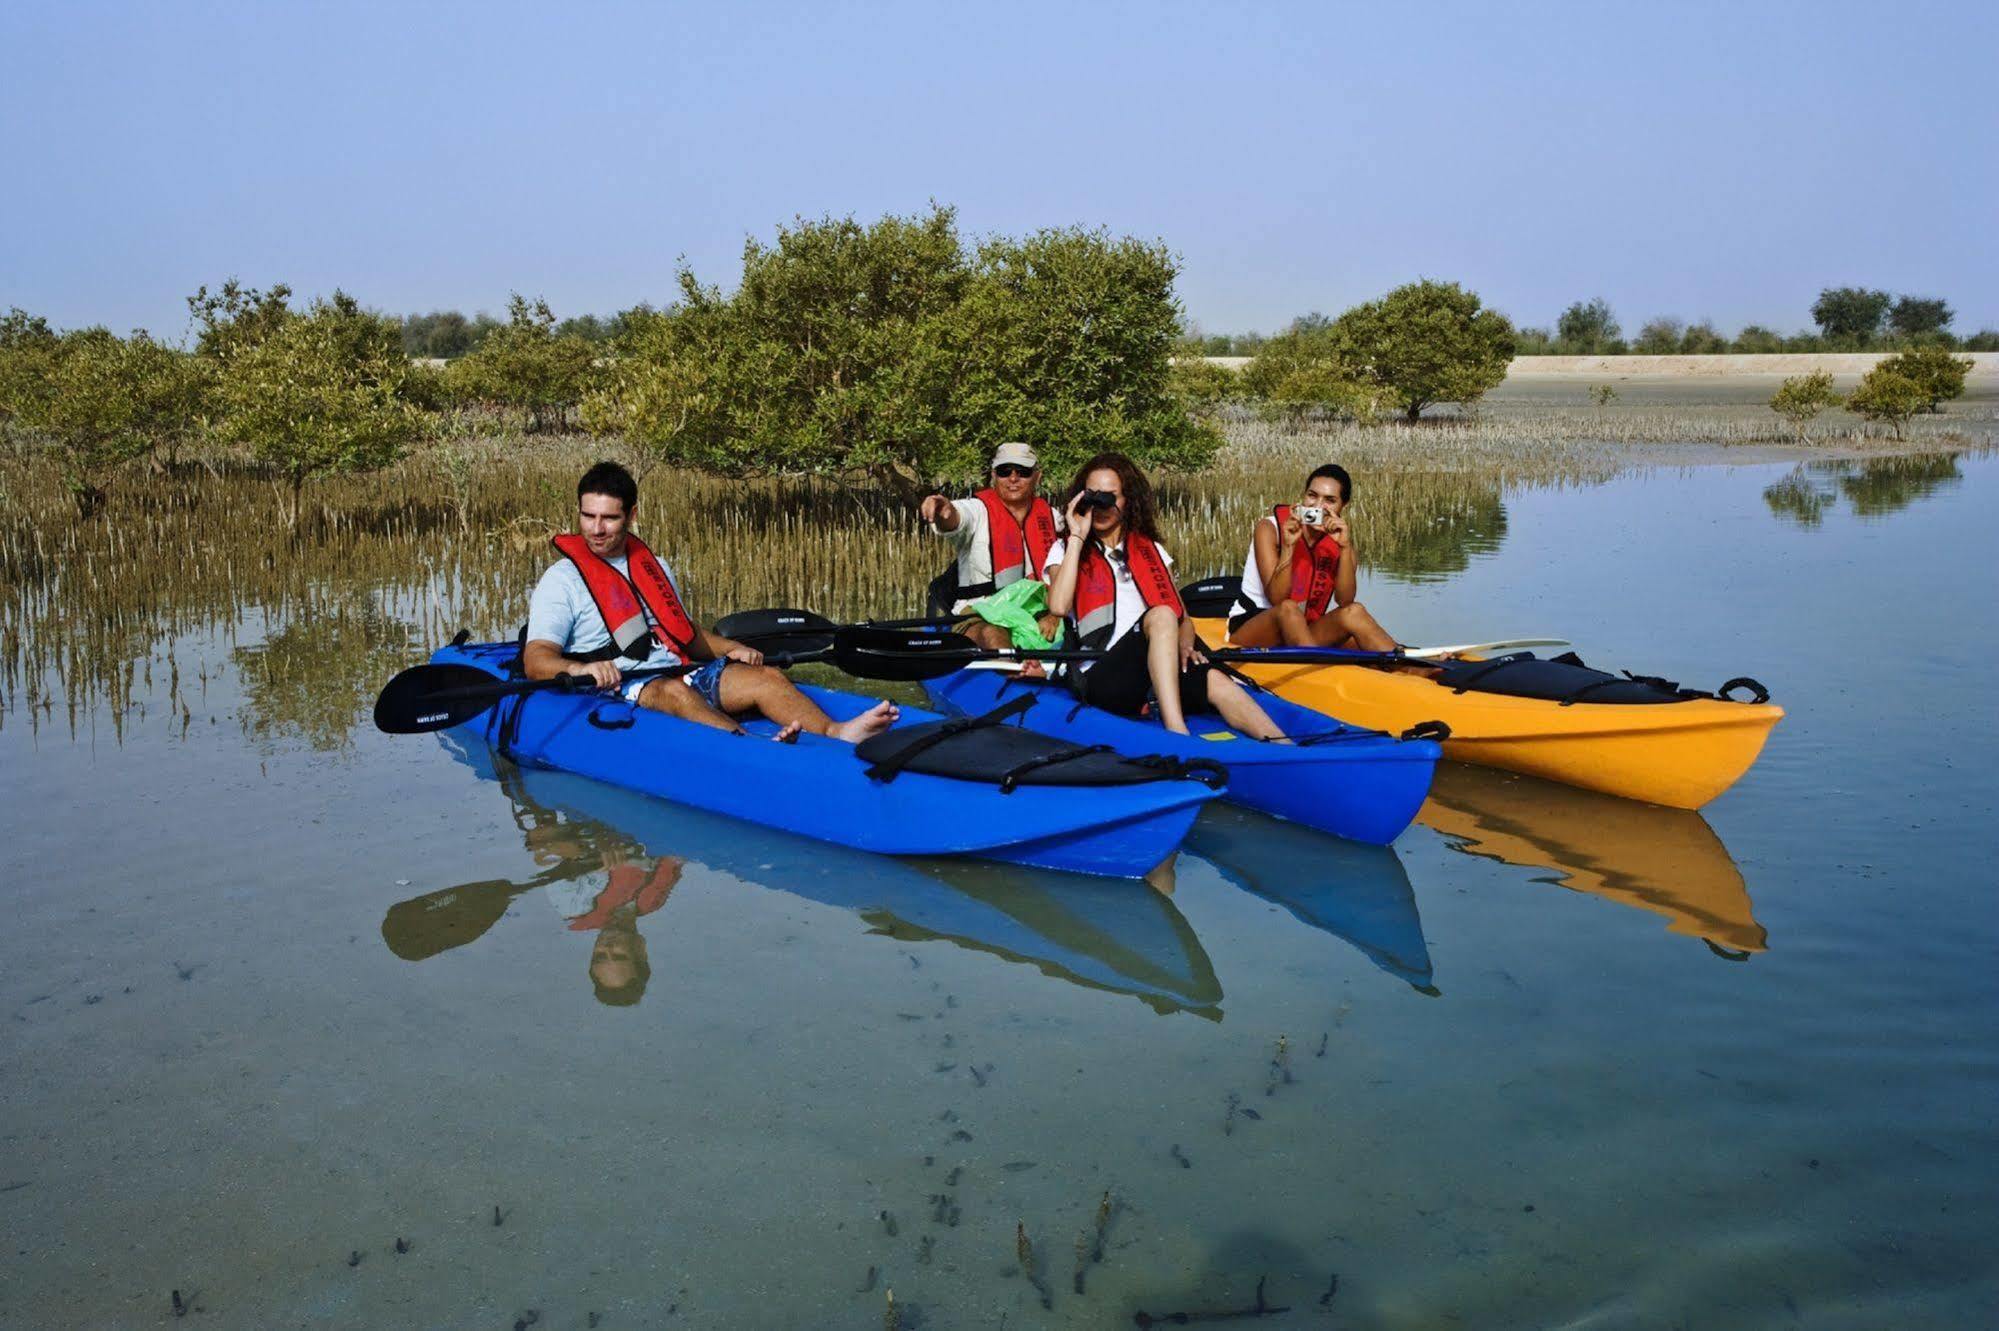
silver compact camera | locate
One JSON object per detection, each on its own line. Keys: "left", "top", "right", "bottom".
{"left": 1296, "top": 505, "right": 1325, "bottom": 526}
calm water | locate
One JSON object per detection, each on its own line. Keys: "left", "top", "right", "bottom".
{"left": 2, "top": 455, "right": 1994, "bottom": 1328}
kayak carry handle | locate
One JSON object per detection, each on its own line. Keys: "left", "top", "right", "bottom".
{"left": 1399, "top": 719, "right": 1452, "bottom": 743}
{"left": 1717, "top": 677, "right": 1770, "bottom": 704}
{"left": 587, "top": 702, "right": 638, "bottom": 730}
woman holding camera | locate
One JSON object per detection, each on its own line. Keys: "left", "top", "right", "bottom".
{"left": 1043, "top": 452, "right": 1287, "bottom": 739}
{"left": 1226, "top": 463, "right": 1397, "bottom": 651}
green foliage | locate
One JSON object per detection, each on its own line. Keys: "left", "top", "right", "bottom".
{"left": 1875, "top": 345, "right": 1972, "bottom": 412}
{"left": 445, "top": 295, "right": 598, "bottom": 432}
{"left": 1167, "top": 357, "right": 1240, "bottom": 414}
{"left": 1962, "top": 329, "right": 1999, "bottom": 352}
{"left": 1769, "top": 371, "right": 1841, "bottom": 440}
{"left": 1632, "top": 317, "right": 1684, "bottom": 355}
{"left": 212, "top": 292, "right": 423, "bottom": 526}
{"left": 1843, "top": 366, "right": 1928, "bottom": 438}
{"left": 25, "top": 330, "right": 208, "bottom": 512}
{"left": 1589, "top": 383, "right": 1618, "bottom": 406}
{"left": 954, "top": 226, "right": 1220, "bottom": 480}
{"left": 1679, "top": 321, "right": 1729, "bottom": 355}
{"left": 400, "top": 309, "right": 500, "bottom": 360}
{"left": 1888, "top": 296, "right": 1953, "bottom": 339}
{"left": 1811, "top": 287, "right": 1892, "bottom": 346}
{"left": 1238, "top": 325, "right": 1383, "bottom": 423}
{"left": 1331, "top": 280, "right": 1515, "bottom": 421}
{"left": 187, "top": 279, "right": 295, "bottom": 359}
{"left": 586, "top": 206, "right": 1217, "bottom": 498}
{"left": 1556, "top": 298, "right": 1620, "bottom": 353}
{"left": 0, "top": 308, "right": 62, "bottom": 428}
{"left": 1513, "top": 326, "right": 1554, "bottom": 355}
{"left": 1732, "top": 324, "right": 1785, "bottom": 354}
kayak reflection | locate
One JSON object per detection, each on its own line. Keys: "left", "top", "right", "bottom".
{"left": 391, "top": 732, "right": 1223, "bottom": 1017}
{"left": 1186, "top": 805, "right": 1435, "bottom": 993}
{"left": 1416, "top": 763, "right": 1766, "bottom": 957}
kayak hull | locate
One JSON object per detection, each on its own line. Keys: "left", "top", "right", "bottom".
{"left": 1190, "top": 618, "right": 1783, "bottom": 809}
{"left": 431, "top": 643, "right": 1214, "bottom": 878}
{"left": 922, "top": 667, "right": 1439, "bottom": 845}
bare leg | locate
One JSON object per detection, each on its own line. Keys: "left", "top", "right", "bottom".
{"left": 1309, "top": 602, "right": 1397, "bottom": 654}
{"left": 961, "top": 620, "right": 1012, "bottom": 651}
{"left": 1274, "top": 599, "right": 1316, "bottom": 647}
{"left": 1226, "top": 607, "right": 1285, "bottom": 647}
{"left": 1206, "top": 671, "right": 1289, "bottom": 741}
{"left": 1141, "top": 605, "right": 1190, "bottom": 735}
{"left": 637, "top": 677, "right": 748, "bottom": 733}
{"left": 717, "top": 663, "right": 898, "bottom": 743}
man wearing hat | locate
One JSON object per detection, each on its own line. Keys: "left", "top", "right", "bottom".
{"left": 918, "top": 442, "right": 1061, "bottom": 650}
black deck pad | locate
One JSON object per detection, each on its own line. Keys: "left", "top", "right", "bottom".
{"left": 857, "top": 703, "right": 1225, "bottom": 790}
{"left": 1432, "top": 652, "right": 1702, "bottom": 705}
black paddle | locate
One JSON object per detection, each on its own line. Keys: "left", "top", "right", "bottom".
{"left": 713, "top": 607, "right": 960, "bottom": 656}
{"left": 826, "top": 625, "right": 1409, "bottom": 683}
{"left": 373, "top": 648, "right": 824, "bottom": 736}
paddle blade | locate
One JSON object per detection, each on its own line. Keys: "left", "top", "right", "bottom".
{"left": 381, "top": 880, "right": 518, "bottom": 960}
{"left": 373, "top": 663, "right": 507, "bottom": 734}
{"left": 832, "top": 626, "right": 981, "bottom": 681}
{"left": 1179, "top": 575, "right": 1244, "bottom": 619}
{"left": 714, "top": 608, "right": 838, "bottom": 654}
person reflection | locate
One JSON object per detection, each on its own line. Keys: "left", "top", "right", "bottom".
{"left": 382, "top": 761, "right": 682, "bottom": 1007}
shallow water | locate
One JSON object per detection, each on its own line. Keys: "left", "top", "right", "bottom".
{"left": 2, "top": 454, "right": 1994, "bottom": 1328}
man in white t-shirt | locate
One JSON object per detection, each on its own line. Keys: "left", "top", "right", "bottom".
{"left": 523, "top": 461, "right": 898, "bottom": 743}
{"left": 917, "top": 441, "right": 1061, "bottom": 648}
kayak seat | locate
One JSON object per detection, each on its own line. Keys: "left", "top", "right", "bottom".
{"left": 859, "top": 696, "right": 1227, "bottom": 791}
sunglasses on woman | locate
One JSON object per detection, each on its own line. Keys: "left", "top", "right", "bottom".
{"left": 992, "top": 464, "right": 1034, "bottom": 479}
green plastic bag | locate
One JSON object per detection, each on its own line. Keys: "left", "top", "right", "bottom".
{"left": 968, "top": 579, "right": 1062, "bottom": 650}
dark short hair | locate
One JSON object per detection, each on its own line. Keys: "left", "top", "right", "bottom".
{"left": 578, "top": 460, "right": 639, "bottom": 513}
{"left": 1306, "top": 464, "right": 1352, "bottom": 505}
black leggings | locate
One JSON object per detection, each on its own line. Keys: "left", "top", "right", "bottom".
{"left": 1077, "top": 625, "right": 1215, "bottom": 718}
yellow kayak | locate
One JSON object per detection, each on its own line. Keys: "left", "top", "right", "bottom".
{"left": 1416, "top": 763, "right": 1765, "bottom": 956}
{"left": 1191, "top": 618, "right": 1783, "bottom": 809}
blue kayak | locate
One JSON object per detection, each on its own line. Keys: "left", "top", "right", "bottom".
{"left": 429, "top": 642, "right": 1221, "bottom": 878}
{"left": 923, "top": 666, "right": 1440, "bottom": 845}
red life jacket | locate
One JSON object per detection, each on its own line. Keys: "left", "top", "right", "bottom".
{"left": 566, "top": 859, "right": 681, "bottom": 932}
{"left": 975, "top": 488, "right": 1057, "bottom": 594}
{"left": 551, "top": 532, "right": 698, "bottom": 661}
{"left": 1274, "top": 504, "right": 1342, "bottom": 622}
{"left": 1072, "top": 530, "right": 1182, "bottom": 650}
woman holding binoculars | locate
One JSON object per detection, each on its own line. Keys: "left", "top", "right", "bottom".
{"left": 1043, "top": 452, "right": 1287, "bottom": 739}
{"left": 1225, "top": 463, "right": 1398, "bottom": 652}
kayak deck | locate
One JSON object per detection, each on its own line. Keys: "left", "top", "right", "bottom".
{"left": 1188, "top": 618, "right": 1783, "bottom": 809}
{"left": 923, "top": 666, "right": 1439, "bottom": 846}
{"left": 433, "top": 643, "right": 1216, "bottom": 878}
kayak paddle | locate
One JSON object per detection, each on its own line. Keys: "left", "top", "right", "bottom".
{"left": 826, "top": 626, "right": 1431, "bottom": 683}
{"left": 373, "top": 647, "right": 824, "bottom": 736}
{"left": 1175, "top": 576, "right": 1565, "bottom": 658}
{"left": 713, "top": 607, "right": 956, "bottom": 655}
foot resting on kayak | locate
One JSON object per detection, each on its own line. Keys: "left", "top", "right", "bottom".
{"left": 522, "top": 461, "right": 905, "bottom": 746}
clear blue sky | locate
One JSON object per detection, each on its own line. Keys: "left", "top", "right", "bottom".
{"left": 4, "top": 1, "right": 1994, "bottom": 339}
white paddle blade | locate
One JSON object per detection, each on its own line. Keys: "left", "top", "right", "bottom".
{"left": 1402, "top": 638, "right": 1570, "bottom": 661}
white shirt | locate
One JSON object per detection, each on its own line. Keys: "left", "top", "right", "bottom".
{"left": 1043, "top": 534, "right": 1175, "bottom": 669}
{"left": 1238, "top": 515, "right": 1279, "bottom": 610}
{"left": 931, "top": 497, "right": 994, "bottom": 613}
{"left": 525, "top": 550, "right": 688, "bottom": 671}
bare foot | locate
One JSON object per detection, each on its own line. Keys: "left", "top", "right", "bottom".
{"left": 771, "top": 722, "right": 802, "bottom": 744}
{"left": 1019, "top": 659, "right": 1047, "bottom": 680}
{"left": 830, "top": 699, "right": 900, "bottom": 743}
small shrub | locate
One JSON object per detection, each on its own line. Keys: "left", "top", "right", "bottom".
{"left": 1589, "top": 383, "right": 1617, "bottom": 407}
{"left": 1843, "top": 367, "right": 1928, "bottom": 439}
{"left": 1769, "top": 371, "right": 1841, "bottom": 441}
{"left": 1875, "top": 345, "right": 1973, "bottom": 412}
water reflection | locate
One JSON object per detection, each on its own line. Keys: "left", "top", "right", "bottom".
{"left": 1368, "top": 486, "right": 1508, "bottom": 583}
{"left": 1186, "top": 805, "right": 1435, "bottom": 992}
{"left": 406, "top": 731, "right": 1223, "bottom": 1016}
{"left": 1763, "top": 453, "right": 1963, "bottom": 529}
{"left": 235, "top": 600, "right": 417, "bottom": 751}
{"left": 1417, "top": 763, "right": 1765, "bottom": 957}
